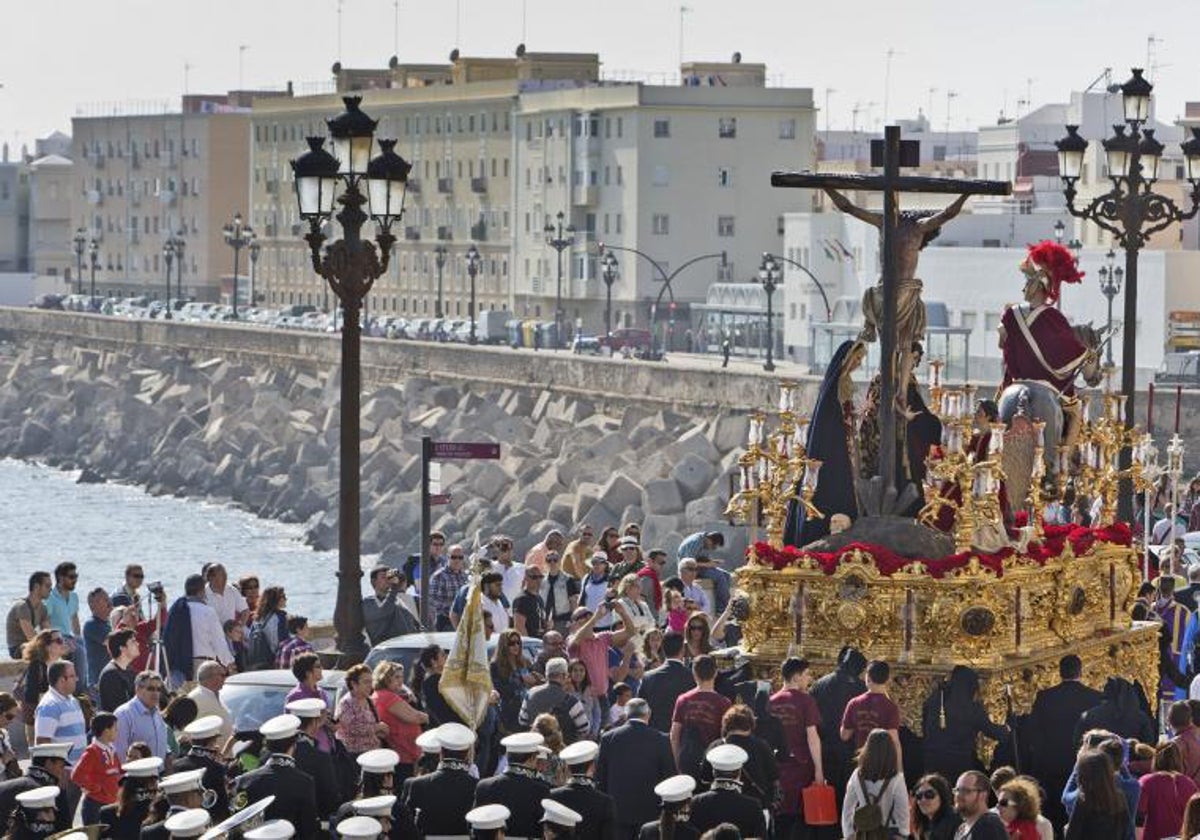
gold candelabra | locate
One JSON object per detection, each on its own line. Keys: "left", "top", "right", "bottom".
{"left": 725, "top": 381, "right": 821, "bottom": 549}
{"left": 1073, "top": 390, "right": 1142, "bottom": 527}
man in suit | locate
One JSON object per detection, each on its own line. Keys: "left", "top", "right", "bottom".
{"left": 689, "top": 744, "right": 767, "bottom": 839}
{"left": 549, "top": 740, "right": 617, "bottom": 840}
{"left": 230, "top": 714, "right": 318, "bottom": 838}
{"left": 1027, "top": 654, "right": 1105, "bottom": 833}
{"left": 402, "top": 723, "right": 479, "bottom": 838}
{"left": 170, "top": 716, "right": 230, "bottom": 821}
{"left": 284, "top": 698, "right": 340, "bottom": 825}
{"left": 636, "top": 632, "right": 695, "bottom": 732}
{"left": 596, "top": 698, "right": 676, "bottom": 839}
{"left": 0, "top": 743, "right": 73, "bottom": 836}
{"left": 474, "top": 732, "right": 551, "bottom": 838}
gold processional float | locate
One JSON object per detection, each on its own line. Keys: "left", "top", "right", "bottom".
{"left": 727, "top": 375, "right": 1162, "bottom": 742}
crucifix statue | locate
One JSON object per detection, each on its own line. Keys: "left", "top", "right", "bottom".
{"left": 773, "top": 126, "right": 1011, "bottom": 511}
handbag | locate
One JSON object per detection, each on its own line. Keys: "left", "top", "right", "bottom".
{"left": 801, "top": 782, "right": 838, "bottom": 826}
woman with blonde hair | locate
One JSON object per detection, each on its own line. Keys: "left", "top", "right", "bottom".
{"left": 371, "top": 659, "right": 428, "bottom": 783}
{"left": 19, "top": 629, "right": 64, "bottom": 742}
{"left": 532, "top": 713, "right": 569, "bottom": 786}
{"left": 642, "top": 628, "right": 665, "bottom": 670}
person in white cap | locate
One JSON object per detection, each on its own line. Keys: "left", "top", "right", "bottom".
{"left": 401, "top": 723, "right": 479, "bottom": 837}
{"left": 0, "top": 742, "right": 72, "bottom": 835}
{"left": 161, "top": 807, "right": 211, "bottom": 839}
{"left": 171, "top": 715, "right": 230, "bottom": 819}
{"left": 411, "top": 728, "right": 441, "bottom": 775}
{"left": 336, "top": 815, "right": 382, "bottom": 839}
{"left": 638, "top": 775, "right": 698, "bottom": 840}
{"left": 474, "top": 732, "right": 551, "bottom": 838}
{"left": 547, "top": 740, "right": 615, "bottom": 840}
{"left": 97, "top": 755, "right": 163, "bottom": 838}
{"left": 141, "top": 768, "right": 210, "bottom": 840}
{"left": 10, "top": 785, "right": 60, "bottom": 839}
{"left": 540, "top": 798, "right": 583, "bottom": 840}
{"left": 331, "top": 748, "right": 417, "bottom": 839}
{"left": 242, "top": 818, "right": 295, "bottom": 840}
{"left": 349, "top": 795, "right": 395, "bottom": 837}
{"left": 283, "top": 697, "right": 340, "bottom": 823}
{"left": 230, "top": 715, "right": 317, "bottom": 837}
{"left": 689, "top": 744, "right": 765, "bottom": 839}
{"left": 466, "top": 803, "right": 510, "bottom": 840}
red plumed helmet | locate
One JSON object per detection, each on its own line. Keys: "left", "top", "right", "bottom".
{"left": 1021, "top": 240, "right": 1085, "bottom": 302}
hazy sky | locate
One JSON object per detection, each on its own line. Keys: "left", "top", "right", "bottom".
{"left": 6, "top": 0, "right": 1199, "bottom": 153}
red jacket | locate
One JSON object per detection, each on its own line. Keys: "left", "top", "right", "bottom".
{"left": 70, "top": 740, "right": 121, "bottom": 804}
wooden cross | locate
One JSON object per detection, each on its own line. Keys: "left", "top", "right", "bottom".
{"left": 772, "top": 126, "right": 1011, "bottom": 497}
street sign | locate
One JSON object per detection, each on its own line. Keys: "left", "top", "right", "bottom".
{"left": 431, "top": 493, "right": 452, "bottom": 506}
{"left": 432, "top": 441, "right": 501, "bottom": 460}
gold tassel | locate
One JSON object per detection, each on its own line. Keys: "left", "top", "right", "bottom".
{"left": 939, "top": 684, "right": 947, "bottom": 729}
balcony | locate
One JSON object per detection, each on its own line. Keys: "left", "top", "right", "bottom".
{"left": 159, "top": 190, "right": 176, "bottom": 207}
{"left": 470, "top": 177, "right": 488, "bottom": 194}
{"left": 405, "top": 226, "right": 421, "bottom": 241}
{"left": 406, "top": 179, "right": 421, "bottom": 195}
{"left": 86, "top": 190, "right": 103, "bottom": 206}
{"left": 573, "top": 186, "right": 599, "bottom": 207}
{"left": 437, "top": 177, "right": 453, "bottom": 194}
{"left": 436, "top": 226, "right": 453, "bottom": 241}
{"left": 129, "top": 230, "right": 140, "bottom": 245}
{"left": 94, "top": 156, "right": 105, "bottom": 169}
{"left": 470, "top": 222, "right": 487, "bottom": 242}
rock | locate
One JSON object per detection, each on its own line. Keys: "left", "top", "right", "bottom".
{"left": 76, "top": 467, "right": 105, "bottom": 484}
{"left": 671, "top": 453, "right": 718, "bottom": 499}
{"left": 710, "top": 413, "right": 748, "bottom": 454}
{"left": 683, "top": 495, "right": 727, "bottom": 528}
{"left": 667, "top": 425, "right": 721, "bottom": 465}
{"left": 642, "top": 478, "right": 685, "bottom": 515}
{"left": 16, "top": 420, "right": 51, "bottom": 456}
{"left": 598, "top": 473, "right": 643, "bottom": 514}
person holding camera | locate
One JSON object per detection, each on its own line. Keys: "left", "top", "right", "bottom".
{"left": 362, "top": 566, "right": 422, "bottom": 647}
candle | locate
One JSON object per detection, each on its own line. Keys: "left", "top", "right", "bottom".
{"left": 1148, "top": 382, "right": 1155, "bottom": 434}
{"left": 963, "top": 385, "right": 977, "bottom": 417}
{"left": 804, "top": 460, "right": 823, "bottom": 490}
{"left": 989, "top": 424, "right": 1005, "bottom": 455}
{"left": 1057, "top": 448, "right": 1070, "bottom": 476}
{"left": 1035, "top": 422, "right": 1046, "bottom": 449}
{"left": 1176, "top": 385, "right": 1182, "bottom": 434}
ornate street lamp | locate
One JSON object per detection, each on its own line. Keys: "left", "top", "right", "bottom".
{"left": 757, "top": 252, "right": 781, "bottom": 372}
{"left": 1097, "top": 248, "right": 1123, "bottom": 368}
{"left": 1053, "top": 219, "right": 1065, "bottom": 246}
{"left": 465, "top": 243, "right": 481, "bottom": 345}
{"left": 290, "top": 95, "right": 411, "bottom": 652}
{"left": 600, "top": 249, "right": 619, "bottom": 339}
{"left": 72, "top": 228, "right": 87, "bottom": 296}
{"left": 161, "top": 239, "right": 175, "bottom": 319}
{"left": 544, "top": 210, "right": 575, "bottom": 350}
{"left": 222, "top": 212, "right": 255, "bottom": 318}
{"left": 248, "top": 235, "right": 261, "bottom": 307}
{"left": 171, "top": 232, "right": 186, "bottom": 305}
{"left": 433, "top": 244, "right": 447, "bottom": 319}
{"left": 1055, "top": 67, "right": 1200, "bottom": 522}
{"left": 87, "top": 238, "right": 100, "bottom": 300}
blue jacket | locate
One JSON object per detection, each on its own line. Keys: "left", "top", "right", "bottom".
{"left": 162, "top": 597, "right": 194, "bottom": 680}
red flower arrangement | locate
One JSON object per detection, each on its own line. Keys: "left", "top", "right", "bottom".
{"left": 750, "top": 521, "right": 1131, "bottom": 578}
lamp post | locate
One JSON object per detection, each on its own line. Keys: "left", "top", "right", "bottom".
{"left": 1097, "top": 248, "right": 1123, "bottom": 368}
{"left": 1056, "top": 68, "right": 1200, "bottom": 522}
{"left": 600, "top": 249, "right": 618, "bottom": 339}
{"left": 72, "top": 228, "right": 87, "bottom": 296}
{"left": 248, "top": 236, "right": 261, "bottom": 308}
{"left": 1053, "top": 218, "right": 1066, "bottom": 246}
{"left": 222, "top": 212, "right": 255, "bottom": 318}
{"left": 465, "top": 243, "right": 481, "bottom": 345}
{"left": 171, "top": 232, "right": 186, "bottom": 305}
{"left": 161, "top": 239, "right": 175, "bottom": 319}
{"left": 87, "top": 238, "right": 99, "bottom": 299}
{"left": 544, "top": 210, "right": 575, "bottom": 350}
{"left": 433, "top": 244, "right": 447, "bottom": 319}
{"left": 757, "top": 252, "right": 781, "bottom": 372}
{"left": 291, "top": 96, "right": 411, "bottom": 655}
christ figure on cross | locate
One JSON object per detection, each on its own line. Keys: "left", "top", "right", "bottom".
{"left": 825, "top": 186, "right": 970, "bottom": 412}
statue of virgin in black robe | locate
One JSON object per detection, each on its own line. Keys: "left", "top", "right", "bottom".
{"left": 784, "top": 340, "right": 865, "bottom": 547}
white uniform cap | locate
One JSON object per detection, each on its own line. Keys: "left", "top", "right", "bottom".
{"left": 541, "top": 799, "right": 583, "bottom": 827}
{"left": 356, "top": 748, "right": 400, "bottom": 774}
{"left": 28, "top": 743, "right": 72, "bottom": 761}
{"left": 536, "top": 746, "right": 553, "bottom": 759}
{"left": 655, "top": 774, "right": 697, "bottom": 803}
{"left": 182, "top": 715, "right": 224, "bottom": 741}
{"left": 706, "top": 743, "right": 749, "bottom": 772}
{"left": 15, "top": 786, "right": 59, "bottom": 810}
{"left": 164, "top": 808, "right": 211, "bottom": 838}
{"left": 243, "top": 819, "right": 295, "bottom": 840}
{"left": 123, "top": 757, "right": 165, "bottom": 778}
{"left": 351, "top": 795, "right": 395, "bottom": 818}
{"left": 558, "top": 740, "right": 599, "bottom": 766}
{"left": 336, "top": 816, "right": 382, "bottom": 838}
{"left": 436, "top": 722, "right": 477, "bottom": 751}
{"left": 414, "top": 729, "right": 441, "bottom": 754}
{"left": 259, "top": 714, "right": 301, "bottom": 740}
{"left": 51, "top": 833, "right": 90, "bottom": 840}
{"left": 284, "top": 698, "right": 326, "bottom": 719}
{"left": 159, "top": 768, "right": 207, "bottom": 796}
{"left": 466, "top": 804, "right": 510, "bottom": 830}
{"left": 199, "top": 796, "right": 275, "bottom": 840}
{"left": 500, "top": 731, "right": 545, "bottom": 755}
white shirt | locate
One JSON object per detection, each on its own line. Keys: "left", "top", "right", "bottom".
{"left": 204, "top": 583, "right": 248, "bottom": 626}
{"left": 492, "top": 561, "right": 527, "bottom": 604}
{"left": 841, "top": 770, "right": 909, "bottom": 840}
{"left": 187, "top": 599, "right": 233, "bottom": 665}
{"left": 482, "top": 595, "right": 511, "bottom": 632}
{"left": 1189, "top": 672, "right": 1200, "bottom": 701}
{"left": 187, "top": 684, "right": 234, "bottom": 740}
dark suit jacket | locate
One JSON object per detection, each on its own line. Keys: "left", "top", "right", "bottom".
{"left": 1029, "top": 680, "right": 1105, "bottom": 781}
{"left": 596, "top": 719, "right": 676, "bottom": 829}
{"left": 690, "top": 787, "right": 767, "bottom": 838}
{"left": 473, "top": 770, "right": 551, "bottom": 838}
{"left": 232, "top": 755, "right": 318, "bottom": 838}
{"left": 550, "top": 781, "right": 618, "bottom": 840}
{"left": 637, "top": 660, "right": 695, "bottom": 732}
{"left": 402, "top": 766, "right": 478, "bottom": 836}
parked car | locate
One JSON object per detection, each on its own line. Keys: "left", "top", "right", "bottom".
{"left": 571, "top": 335, "right": 603, "bottom": 355}
{"left": 364, "top": 631, "right": 542, "bottom": 673}
{"left": 30, "top": 294, "right": 65, "bottom": 310}
{"left": 221, "top": 668, "right": 346, "bottom": 732}
{"left": 600, "top": 327, "right": 653, "bottom": 353}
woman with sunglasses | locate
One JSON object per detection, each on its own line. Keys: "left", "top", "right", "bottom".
{"left": 19, "top": 629, "right": 64, "bottom": 744}
{"left": 490, "top": 630, "right": 539, "bottom": 735}
{"left": 0, "top": 693, "right": 19, "bottom": 780}
{"left": 996, "top": 778, "right": 1041, "bottom": 840}
{"left": 681, "top": 609, "right": 730, "bottom": 664}
{"left": 909, "top": 773, "right": 959, "bottom": 839}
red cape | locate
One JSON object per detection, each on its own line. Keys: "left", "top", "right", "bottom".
{"left": 1001, "top": 304, "right": 1088, "bottom": 396}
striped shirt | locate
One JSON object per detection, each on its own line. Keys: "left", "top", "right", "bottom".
{"left": 33, "top": 686, "right": 87, "bottom": 762}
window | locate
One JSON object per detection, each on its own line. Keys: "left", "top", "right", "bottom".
{"left": 719, "top": 117, "right": 737, "bottom": 138}
{"left": 652, "top": 165, "right": 669, "bottom": 187}
{"left": 933, "top": 145, "right": 947, "bottom": 162}
{"left": 617, "top": 117, "right": 623, "bottom": 137}
{"left": 779, "top": 118, "right": 796, "bottom": 139}
{"left": 717, "top": 215, "right": 735, "bottom": 237}
{"left": 653, "top": 119, "right": 670, "bottom": 138}
{"left": 717, "top": 166, "right": 733, "bottom": 187}
{"left": 652, "top": 214, "right": 669, "bottom": 235}
{"left": 585, "top": 213, "right": 596, "bottom": 233}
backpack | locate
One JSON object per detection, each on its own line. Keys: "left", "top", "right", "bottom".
{"left": 851, "top": 776, "right": 889, "bottom": 840}
{"left": 246, "top": 619, "right": 274, "bottom": 671}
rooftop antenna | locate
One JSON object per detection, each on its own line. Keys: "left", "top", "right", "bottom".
{"left": 927, "top": 87, "right": 937, "bottom": 130}
{"left": 456, "top": 0, "right": 462, "bottom": 52}
{"left": 237, "top": 45, "right": 249, "bottom": 90}
{"left": 883, "top": 47, "right": 901, "bottom": 124}
{"left": 337, "top": 0, "right": 344, "bottom": 62}
{"left": 394, "top": 0, "right": 400, "bottom": 58}
{"left": 824, "top": 87, "right": 835, "bottom": 141}
{"left": 183, "top": 62, "right": 193, "bottom": 96}
{"left": 679, "top": 5, "right": 693, "bottom": 73}
{"left": 945, "top": 90, "right": 958, "bottom": 135}
{"left": 1147, "top": 34, "right": 1163, "bottom": 79}
{"left": 521, "top": 0, "right": 528, "bottom": 43}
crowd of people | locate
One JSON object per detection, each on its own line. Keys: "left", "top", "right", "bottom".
{"left": 3, "top": 515, "right": 1200, "bottom": 839}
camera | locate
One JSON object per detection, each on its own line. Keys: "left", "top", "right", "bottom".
{"left": 147, "top": 581, "right": 164, "bottom": 598}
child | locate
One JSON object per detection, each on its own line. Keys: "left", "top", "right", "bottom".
{"left": 71, "top": 712, "right": 122, "bottom": 825}
{"left": 608, "top": 683, "right": 633, "bottom": 728}
{"left": 664, "top": 589, "right": 689, "bottom": 633}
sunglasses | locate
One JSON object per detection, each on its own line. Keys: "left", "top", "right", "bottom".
{"left": 528, "top": 575, "right": 544, "bottom": 581}
{"left": 914, "top": 790, "right": 938, "bottom": 801}
{"left": 2, "top": 712, "right": 15, "bottom": 722}
{"left": 498, "top": 544, "right": 513, "bottom": 551}
{"left": 50, "top": 637, "right": 64, "bottom": 644}
{"left": 688, "top": 624, "right": 704, "bottom": 631}
{"left": 450, "top": 554, "right": 465, "bottom": 559}
{"left": 508, "top": 639, "right": 522, "bottom": 647}
{"left": 130, "top": 573, "right": 145, "bottom": 580}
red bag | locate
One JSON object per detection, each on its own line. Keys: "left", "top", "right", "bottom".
{"left": 802, "top": 782, "right": 838, "bottom": 826}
